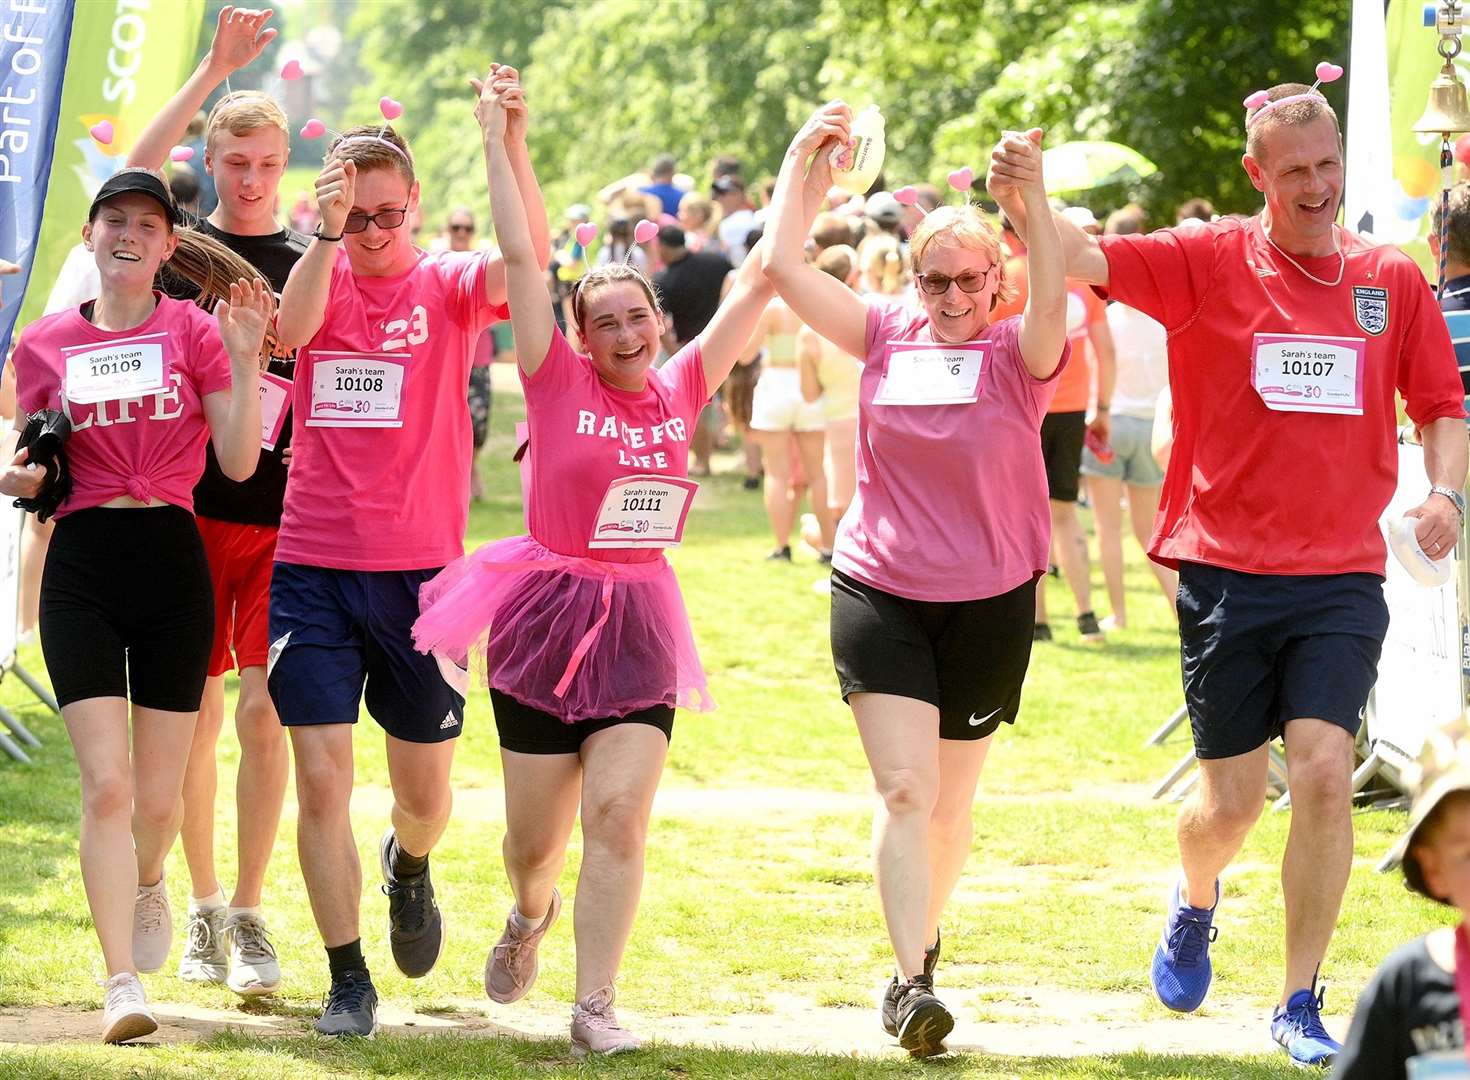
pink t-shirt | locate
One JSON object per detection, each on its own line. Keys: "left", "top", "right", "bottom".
{"left": 522, "top": 328, "right": 708, "bottom": 564}
{"left": 12, "top": 295, "right": 232, "bottom": 519}
{"left": 832, "top": 302, "right": 1068, "bottom": 601}
{"left": 275, "top": 249, "right": 504, "bottom": 571}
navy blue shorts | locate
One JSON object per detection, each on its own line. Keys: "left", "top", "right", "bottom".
{"left": 1177, "top": 562, "right": 1388, "bottom": 760}
{"left": 267, "top": 562, "right": 466, "bottom": 744}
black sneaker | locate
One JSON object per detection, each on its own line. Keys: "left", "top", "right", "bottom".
{"left": 315, "top": 970, "right": 378, "bottom": 1037}
{"left": 742, "top": 473, "right": 762, "bottom": 490}
{"left": 1077, "top": 611, "right": 1105, "bottom": 643}
{"left": 893, "top": 974, "right": 953, "bottom": 1057}
{"left": 765, "top": 545, "right": 792, "bottom": 562}
{"left": 1033, "top": 622, "right": 1052, "bottom": 642}
{"left": 881, "top": 933, "right": 941, "bottom": 1036}
{"left": 379, "top": 829, "right": 445, "bottom": 978}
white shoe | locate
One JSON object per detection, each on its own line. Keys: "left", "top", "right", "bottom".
{"left": 133, "top": 876, "right": 173, "bottom": 974}
{"left": 178, "top": 906, "right": 227, "bottom": 983}
{"left": 100, "top": 972, "right": 157, "bottom": 1044}
{"left": 224, "top": 911, "right": 281, "bottom": 996}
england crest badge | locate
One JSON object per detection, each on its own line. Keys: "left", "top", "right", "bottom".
{"left": 1352, "top": 286, "right": 1388, "bottom": 336}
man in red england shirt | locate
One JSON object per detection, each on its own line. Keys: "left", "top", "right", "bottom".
{"left": 990, "top": 84, "right": 1468, "bottom": 1068}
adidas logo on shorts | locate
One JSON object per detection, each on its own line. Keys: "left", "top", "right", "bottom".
{"left": 440, "top": 712, "right": 458, "bottom": 731}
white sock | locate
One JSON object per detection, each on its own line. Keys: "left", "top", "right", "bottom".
{"left": 512, "top": 908, "right": 542, "bottom": 931}
{"left": 227, "top": 905, "right": 262, "bottom": 921}
{"left": 188, "top": 889, "right": 225, "bottom": 912}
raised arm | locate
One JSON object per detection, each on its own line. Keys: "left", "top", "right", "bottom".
{"left": 1000, "top": 129, "right": 1067, "bottom": 379}
{"left": 128, "top": 6, "right": 277, "bottom": 171}
{"left": 473, "top": 73, "right": 553, "bottom": 379}
{"left": 694, "top": 238, "right": 779, "bottom": 389}
{"left": 202, "top": 278, "right": 268, "bottom": 480}
{"left": 277, "top": 158, "right": 353, "bottom": 348}
{"left": 989, "top": 136, "right": 1109, "bottom": 288}
{"left": 479, "top": 65, "right": 550, "bottom": 306}
{"left": 761, "top": 103, "right": 868, "bottom": 360}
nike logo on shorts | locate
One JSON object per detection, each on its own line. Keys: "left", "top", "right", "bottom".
{"left": 968, "top": 706, "right": 1003, "bottom": 727}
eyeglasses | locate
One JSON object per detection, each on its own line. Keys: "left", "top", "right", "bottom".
{"left": 342, "top": 205, "right": 409, "bottom": 234}
{"left": 916, "top": 267, "right": 996, "bottom": 295}
{"left": 449, "top": 223, "right": 474, "bottom": 234}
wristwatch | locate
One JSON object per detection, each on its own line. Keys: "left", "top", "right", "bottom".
{"left": 1430, "top": 484, "right": 1466, "bottom": 521}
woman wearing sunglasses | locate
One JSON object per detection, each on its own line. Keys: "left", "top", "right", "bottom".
{"left": 763, "top": 103, "right": 1068, "bottom": 1057}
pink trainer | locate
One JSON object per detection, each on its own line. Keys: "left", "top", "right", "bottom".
{"left": 484, "top": 888, "right": 561, "bottom": 1004}
{"left": 570, "top": 986, "right": 642, "bottom": 1058}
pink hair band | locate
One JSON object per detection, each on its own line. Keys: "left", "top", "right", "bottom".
{"left": 1243, "top": 61, "right": 1343, "bottom": 129}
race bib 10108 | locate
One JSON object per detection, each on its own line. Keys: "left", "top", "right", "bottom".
{"left": 306, "top": 351, "right": 409, "bottom": 428}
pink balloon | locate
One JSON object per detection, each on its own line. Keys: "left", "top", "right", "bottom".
{"left": 946, "top": 167, "right": 974, "bottom": 193}
{"left": 633, "top": 219, "right": 658, "bottom": 244}
{"left": 170, "top": 145, "right": 195, "bottom": 163}
{"left": 574, "top": 223, "right": 598, "bottom": 246}
{"left": 1456, "top": 133, "right": 1470, "bottom": 167}
{"left": 1243, "top": 90, "right": 1270, "bottom": 110}
{"left": 300, "top": 119, "right": 326, "bottom": 139}
{"left": 280, "top": 59, "right": 304, "bottom": 81}
{"left": 89, "top": 120, "right": 114, "bottom": 145}
{"left": 1314, "top": 61, "right": 1344, "bottom": 84}
{"left": 379, "top": 96, "right": 404, "bottom": 121}
{"left": 893, "top": 185, "right": 919, "bottom": 206}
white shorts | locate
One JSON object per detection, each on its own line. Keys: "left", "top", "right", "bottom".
{"left": 750, "top": 367, "right": 825, "bottom": 433}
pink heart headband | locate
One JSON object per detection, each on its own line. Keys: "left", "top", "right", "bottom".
{"left": 1243, "top": 61, "right": 1343, "bottom": 129}
{"left": 298, "top": 83, "right": 410, "bottom": 162}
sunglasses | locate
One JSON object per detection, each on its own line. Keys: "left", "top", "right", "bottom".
{"left": 342, "top": 205, "right": 409, "bottom": 234}
{"left": 449, "top": 223, "right": 475, "bottom": 233}
{"left": 916, "top": 267, "right": 996, "bottom": 295}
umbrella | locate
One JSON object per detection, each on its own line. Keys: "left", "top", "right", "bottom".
{"left": 1041, "top": 141, "right": 1158, "bottom": 194}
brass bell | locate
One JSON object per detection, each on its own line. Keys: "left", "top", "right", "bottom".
{"left": 1414, "top": 58, "right": 1470, "bottom": 134}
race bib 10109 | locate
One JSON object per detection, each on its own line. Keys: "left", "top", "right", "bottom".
{"left": 61, "top": 333, "right": 169, "bottom": 405}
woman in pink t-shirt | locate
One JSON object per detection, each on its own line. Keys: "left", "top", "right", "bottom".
{"left": 2, "top": 168, "right": 267, "bottom": 1044}
{"left": 763, "top": 104, "right": 1069, "bottom": 1056}
{"left": 412, "top": 78, "right": 819, "bottom": 1057}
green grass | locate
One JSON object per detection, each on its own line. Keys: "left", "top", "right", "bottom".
{"left": 0, "top": 365, "right": 1451, "bottom": 1077}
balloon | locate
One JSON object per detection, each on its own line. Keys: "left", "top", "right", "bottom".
{"left": 170, "top": 145, "right": 195, "bottom": 163}
{"left": 946, "top": 167, "right": 974, "bottom": 192}
{"left": 1454, "top": 133, "right": 1470, "bottom": 168}
{"left": 89, "top": 120, "right": 114, "bottom": 145}
{"left": 1314, "top": 61, "right": 1344, "bottom": 84}
{"left": 633, "top": 219, "right": 658, "bottom": 244}
{"left": 1396, "top": 193, "right": 1431, "bottom": 222}
{"left": 574, "top": 223, "right": 598, "bottom": 246}
{"left": 1398, "top": 155, "right": 1439, "bottom": 199}
{"left": 893, "top": 186, "right": 919, "bottom": 206}
{"left": 300, "top": 119, "right": 327, "bottom": 139}
{"left": 1242, "top": 90, "right": 1270, "bottom": 110}
{"left": 379, "top": 96, "right": 403, "bottom": 121}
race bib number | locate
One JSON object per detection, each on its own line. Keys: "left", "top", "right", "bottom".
{"left": 1251, "top": 333, "right": 1365, "bottom": 416}
{"left": 874, "top": 342, "right": 986, "bottom": 406}
{"left": 61, "top": 333, "right": 168, "bottom": 404}
{"left": 259, "top": 371, "right": 292, "bottom": 450}
{"left": 306, "top": 351, "right": 408, "bottom": 428}
{"left": 589, "top": 475, "right": 699, "bottom": 549}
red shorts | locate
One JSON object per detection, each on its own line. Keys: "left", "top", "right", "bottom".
{"left": 198, "top": 516, "right": 279, "bottom": 677}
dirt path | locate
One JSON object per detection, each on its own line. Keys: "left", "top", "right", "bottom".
{"left": 0, "top": 982, "right": 1325, "bottom": 1059}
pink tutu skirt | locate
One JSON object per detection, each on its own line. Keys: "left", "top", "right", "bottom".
{"left": 412, "top": 535, "right": 712, "bottom": 723}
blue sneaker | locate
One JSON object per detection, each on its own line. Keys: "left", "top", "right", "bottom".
{"left": 1271, "top": 982, "right": 1340, "bottom": 1068}
{"left": 1150, "top": 878, "right": 1219, "bottom": 1012}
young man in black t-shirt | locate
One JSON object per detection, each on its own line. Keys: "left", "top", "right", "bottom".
{"left": 126, "top": 5, "right": 298, "bottom": 999}
{"left": 1335, "top": 720, "right": 1470, "bottom": 1078}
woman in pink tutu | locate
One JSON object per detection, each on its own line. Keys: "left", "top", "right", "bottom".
{"left": 413, "top": 75, "right": 821, "bottom": 1056}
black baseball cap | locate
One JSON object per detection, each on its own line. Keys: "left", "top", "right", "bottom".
{"left": 87, "top": 168, "right": 180, "bottom": 226}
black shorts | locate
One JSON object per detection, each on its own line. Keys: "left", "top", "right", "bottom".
{"left": 267, "top": 562, "right": 466, "bottom": 744}
{"left": 830, "top": 569, "right": 1035, "bottom": 740}
{"left": 468, "top": 366, "right": 492, "bottom": 450}
{"left": 1178, "top": 562, "right": 1389, "bottom": 760}
{"left": 40, "top": 505, "right": 213, "bottom": 712}
{"left": 1039, "top": 410, "right": 1086, "bottom": 503}
{"left": 490, "top": 688, "right": 674, "bottom": 754}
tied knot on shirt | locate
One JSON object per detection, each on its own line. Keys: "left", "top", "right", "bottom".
{"left": 126, "top": 474, "right": 152, "bottom": 504}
